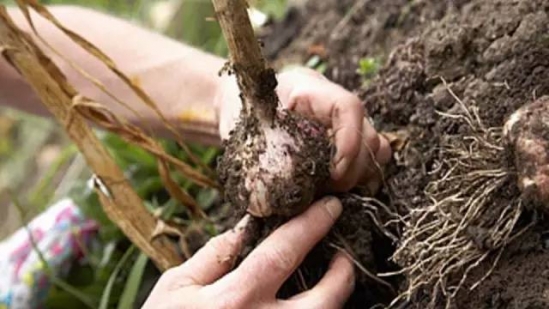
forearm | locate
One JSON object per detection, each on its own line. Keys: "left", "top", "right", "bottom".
{"left": 1, "top": 6, "right": 227, "bottom": 145}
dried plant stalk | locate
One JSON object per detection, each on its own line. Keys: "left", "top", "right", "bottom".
{"left": 0, "top": 6, "right": 182, "bottom": 271}
{"left": 212, "top": 0, "right": 278, "bottom": 122}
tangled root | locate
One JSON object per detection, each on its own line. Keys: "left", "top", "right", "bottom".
{"left": 388, "top": 83, "right": 529, "bottom": 308}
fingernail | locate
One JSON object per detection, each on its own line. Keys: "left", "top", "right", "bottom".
{"left": 322, "top": 196, "right": 342, "bottom": 220}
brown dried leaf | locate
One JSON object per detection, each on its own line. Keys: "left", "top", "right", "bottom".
{"left": 381, "top": 130, "right": 409, "bottom": 152}
{"left": 70, "top": 96, "right": 219, "bottom": 189}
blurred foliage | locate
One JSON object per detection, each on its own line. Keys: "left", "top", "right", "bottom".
{"left": 305, "top": 55, "right": 327, "bottom": 74}
{"left": 165, "top": 0, "right": 227, "bottom": 56}
{"left": 357, "top": 57, "right": 381, "bottom": 85}
{"left": 0, "top": 0, "right": 288, "bottom": 307}
{"left": 254, "top": 0, "right": 288, "bottom": 20}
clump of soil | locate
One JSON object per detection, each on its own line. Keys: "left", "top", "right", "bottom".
{"left": 217, "top": 107, "right": 332, "bottom": 217}
{"left": 255, "top": 193, "right": 400, "bottom": 308}
{"left": 264, "top": 0, "right": 549, "bottom": 307}
{"left": 359, "top": 0, "right": 549, "bottom": 307}
{"left": 264, "top": 0, "right": 472, "bottom": 88}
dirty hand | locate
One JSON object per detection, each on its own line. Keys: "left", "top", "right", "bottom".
{"left": 141, "top": 197, "right": 354, "bottom": 309}
{"left": 215, "top": 67, "right": 391, "bottom": 192}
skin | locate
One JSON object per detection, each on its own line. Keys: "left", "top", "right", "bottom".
{"left": 1, "top": 6, "right": 392, "bottom": 308}
{"left": 142, "top": 197, "right": 354, "bottom": 309}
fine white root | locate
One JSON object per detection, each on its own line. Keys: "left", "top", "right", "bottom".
{"left": 388, "top": 82, "right": 529, "bottom": 308}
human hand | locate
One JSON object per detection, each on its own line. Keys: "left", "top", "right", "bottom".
{"left": 215, "top": 67, "right": 391, "bottom": 192}
{"left": 141, "top": 197, "right": 354, "bottom": 309}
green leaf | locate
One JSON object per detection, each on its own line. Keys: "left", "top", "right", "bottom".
{"left": 357, "top": 57, "right": 381, "bottom": 79}
{"left": 117, "top": 252, "right": 149, "bottom": 309}
{"left": 197, "top": 188, "right": 219, "bottom": 211}
{"left": 256, "top": 0, "right": 288, "bottom": 20}
{"left": 99, "top": 246, "right": 136, "bottom": 309}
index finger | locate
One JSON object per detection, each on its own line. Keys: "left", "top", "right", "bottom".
{"left": 217, "top": 197, "right": 343, "bottom": 296}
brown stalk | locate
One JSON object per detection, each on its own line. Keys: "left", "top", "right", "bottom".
{"left": 211, "top": 0, "right": 279, "bottom": 122}
{"left": 0, "top": 6, "right": 182, "bottom": 271}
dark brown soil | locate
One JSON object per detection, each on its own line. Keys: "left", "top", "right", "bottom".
{"left": 264, "top": 0, "right": 549, "bottom": 308}
{"left": 217, "top": 109, "right": 331, "bottom": 217}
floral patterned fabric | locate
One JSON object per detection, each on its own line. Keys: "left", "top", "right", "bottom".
{"left": 0, "top": 199, "right": 98, "bottom": 309}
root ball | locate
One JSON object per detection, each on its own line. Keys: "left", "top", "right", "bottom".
{"left": 218, "top": 110, "right": 332, "bottom": 218}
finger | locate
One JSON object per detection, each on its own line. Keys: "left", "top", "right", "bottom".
{"left": 375, "top": 135, "right": 392, "bottom": 166}
{"left": 284, "top": 85, "right": 364, "bottom": 181}
{"left": 283, "top": 252, "right": 355, "bottom": 308}
{"left": 219, "top": 197, "right": 343, "bottom": 295}
{"left": 276, "top": 68, "right": 327, "bottom": 104}
{"left": 331, "top": 118, "right": 381, "bottom": 191}
{"left": 167, "top": 215, "right": 250, "bottom": 287}
{"left": 331, "top": 96, "right": 367, "bottom": 181}
{"left": 357, "top": 118, "right": 383, "bottom": 186}
{"left": 359, "top": 135, "right": 392, "bottom": 194}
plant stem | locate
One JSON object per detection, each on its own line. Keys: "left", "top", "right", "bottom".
{"left": 211, "top": 0, "right": 279, "bottom": 122}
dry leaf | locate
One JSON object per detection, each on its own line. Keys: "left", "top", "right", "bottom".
{"left": 158, "top": 159, "right": 206, "bottom": 218}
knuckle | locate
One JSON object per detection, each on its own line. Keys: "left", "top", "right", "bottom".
{"left": 256, "top": 245, "right": 297, "bottom": 275}
{"left": 288, "top": 87, "right": 311, "bottom": 106}
{"left": 319, "top": 197, "right": 343, "bottom": 223}
{"left": 205, "top": 234, "right": 226, "bottom": 250}
{"left": 283, "top": 66, "right": 324, "bottom": 80}
{"left": 347, "top": 95, "right": 363, "bottom": 109}
{"left": 339, "top": 93, "right": 363, "bottom": 114}
{"left": 287, "top": 89, "right": 316, "bottom": 116}
{"left": 205, "top": 232, "right": 236, "bottom": 254}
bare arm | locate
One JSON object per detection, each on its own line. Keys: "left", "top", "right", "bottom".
{"left": 1, "top": 5, "right": 392, "bottom": 190}
{"left": 1, "top": 5, "right": 227, "bottom": 145}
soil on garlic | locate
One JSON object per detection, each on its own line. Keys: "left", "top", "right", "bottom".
{"left": 217, "top": 109, "right": 332, "bottom": 218}
{"left": 263, "top": 0, "right": 549, "bottom": 308}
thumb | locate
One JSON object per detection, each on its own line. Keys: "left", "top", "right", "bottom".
{"left": 166, "top": 215, "right": 250, "bottom": 287}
